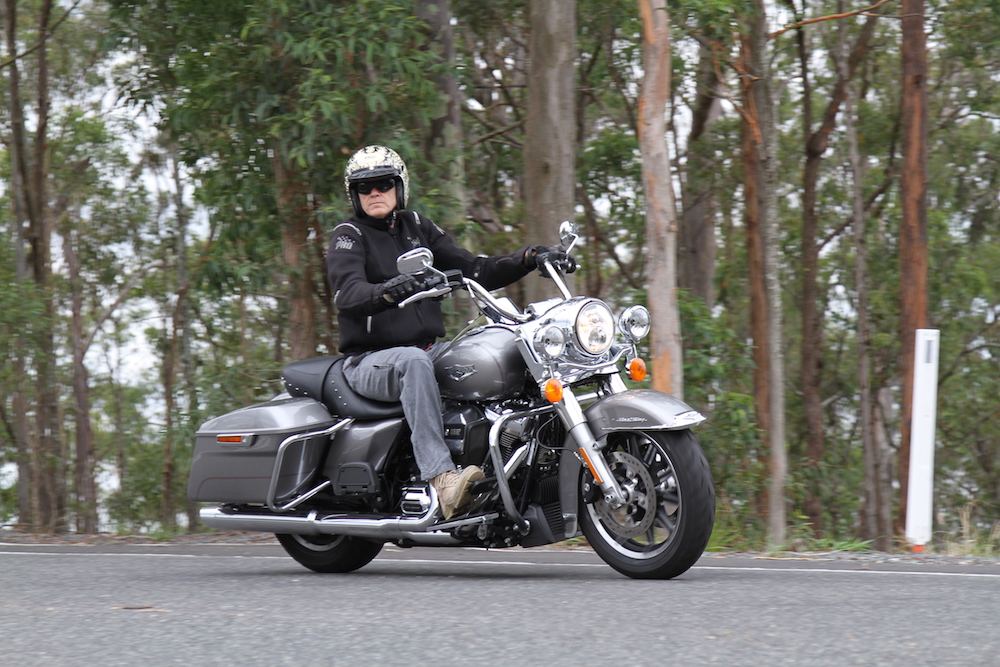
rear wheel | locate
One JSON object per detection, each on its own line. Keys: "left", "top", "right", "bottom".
{"left": 275, "top": 533, "right": 383, "bottom": 573}
{"left": 580, "top": 429, "right": 714, "bottom": 579}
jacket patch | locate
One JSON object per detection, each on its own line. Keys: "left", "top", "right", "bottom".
{"left": 334, "top": 235, "right": 356, "bottom": 251}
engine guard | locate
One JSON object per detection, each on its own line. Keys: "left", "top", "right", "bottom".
{"left": 583, "top": 389, "right": 705, "bottom": 437}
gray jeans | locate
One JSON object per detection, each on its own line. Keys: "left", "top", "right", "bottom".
{"left": 342, "top": 344, "right": 453, "bottom": 481}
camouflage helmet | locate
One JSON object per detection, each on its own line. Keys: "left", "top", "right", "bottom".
{"left": 344, "top": 145, "right": 409, "bottom": 217}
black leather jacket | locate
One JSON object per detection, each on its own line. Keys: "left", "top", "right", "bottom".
{"left": 327, "top": 210, "right": 531, "bottom": 355}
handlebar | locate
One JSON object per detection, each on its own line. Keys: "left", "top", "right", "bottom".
{"left": 395, "top": 250, "right": 573, "bottom": 323}
{"left": 396, "top": 269, "right": 464, "bottom": 308}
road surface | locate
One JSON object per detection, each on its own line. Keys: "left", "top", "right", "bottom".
{"left": 2, "top": 541, "right": 998, "bottom": 666}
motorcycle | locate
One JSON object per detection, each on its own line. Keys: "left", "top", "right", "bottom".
{"left": 188, "top": 221, "right": 715, "bottom": 579}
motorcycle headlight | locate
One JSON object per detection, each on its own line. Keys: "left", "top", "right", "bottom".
{"left": 575, "top": 301, "right": 615, "bottom": 355}
{"left": 534, "top": 325, "right": 567, "bottom": 360}
{"left": 619, "top": 305, "right": 651, "bottom": 342}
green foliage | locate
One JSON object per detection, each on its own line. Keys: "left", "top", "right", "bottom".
{"left": 3, "top": 0, "right": 999, "bottom": 544}
{"left": 679, "top": 292, "right": 768, "bottom": 544}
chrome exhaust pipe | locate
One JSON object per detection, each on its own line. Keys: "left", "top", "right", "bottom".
{"left": 198, "top": 489, "right": 462, "bottom": 545}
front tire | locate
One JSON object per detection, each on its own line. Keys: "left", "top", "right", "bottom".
{"left": 275, "top": 533, "right": 383, "bottom": 573}
{"left": 580, "top": 429, "right": 714, "bottom": 579}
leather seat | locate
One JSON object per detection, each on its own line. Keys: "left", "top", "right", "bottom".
{"left": 282, "top": 356, "right": 404, "bottom": 420}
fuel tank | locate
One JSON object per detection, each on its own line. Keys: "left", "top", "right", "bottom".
{"left": 434, "top": 326, "right": 527, "bottom": 401}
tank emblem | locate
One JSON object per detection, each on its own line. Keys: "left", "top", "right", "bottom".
{"left": 444, "top": 364, "right": 477, "bottom": 382}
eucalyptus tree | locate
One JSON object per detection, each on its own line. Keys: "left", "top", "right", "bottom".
{"left": 2, "top": 0, "right": 65, "bottom": 532}
{"left": 522, "top": 0, "right": 576, "bottom": 305}
{"left": 777, "top": 2, "right": 885, "bottom": 534}
{"left": 1, "top": 0, "right": 127, "bottom": 532}
{"left": 894, "top": 0, "right": 928, "bottom": 536}
{"left": 638, "top": 0, "right": 683, "bottom": 397}
{"left": 107, "top": 0, "right": 446, "bottom": 525}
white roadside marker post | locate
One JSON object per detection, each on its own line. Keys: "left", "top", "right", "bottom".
{"left": 904, "top": 329, "right": 940, "bottom": 553}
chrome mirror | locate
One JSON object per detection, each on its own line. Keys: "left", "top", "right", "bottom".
{"left": 559, "top": 220, "right": 580, "bottom": 254}
{"left": 396, "top": 247, "right": 434, "bottom": 276}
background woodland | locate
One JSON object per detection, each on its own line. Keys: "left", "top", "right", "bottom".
{"left": 2, "top": 0, "right": 999, "bottom": 551}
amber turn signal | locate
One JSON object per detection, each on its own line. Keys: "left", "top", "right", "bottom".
{"left": 628, "top": 357, "right": 648, "bottom": 382}
{"left": 578, "top": 447, "right": 604, "bottom": 484}
{"left": 544, "top": 378, "right": 564, "bottom": 403}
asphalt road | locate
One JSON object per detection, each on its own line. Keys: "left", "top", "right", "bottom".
{"left": 2, "top": 542, "right": 999, "bottom": 666}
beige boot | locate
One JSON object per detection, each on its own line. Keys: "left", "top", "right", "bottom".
{"left": 430, "top": 466, "right": 485, "bottom": 520}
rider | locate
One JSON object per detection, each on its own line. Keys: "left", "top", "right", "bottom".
{"left": 326, "top": 145, "right": 572, "bottom": 520}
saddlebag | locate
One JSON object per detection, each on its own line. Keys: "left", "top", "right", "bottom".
{"left": 187, "top": 396, "right": 337, "bottom": 504}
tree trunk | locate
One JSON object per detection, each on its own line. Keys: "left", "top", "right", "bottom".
{"left": 742, "top": 2, "right": 787, "bottom": 546}
{"left": 637, "top": 0, "right": 682, "bottom": 397}
{"left": 797, "top": 10, "right": 881, "bottom": 534}
{"left": 417, "top": 0, "right": 467, "bottom": 228}
{"left": 837, "top": 6, "right": 880, "bottom": 548}
{"left": 795, "top": 18, "right": 825, "bottom": 535}
{"left": 874, "top": 386, "right": 896, "bottom": 547}
{"left": 523, "top": 0, "right": 576, "bottom": 305}
{"left": 6, "top": 0, "right": 66, "bottom": 532}
{"left": 169, "top": 148, "right": 202, "bottom": 533}
{"left": 63, "top": 223, "right": 99, "bottom": 533}
{"left": 273, "top": 152, "right": 316, "bottom": 362}
{"left": 738, "top": 19, "right": 772, "bottom": 524}
{"left": 678, "top": 43, "right": 720, "bottom": 309}
{"left": 3, "top": 0, "right": 36, "bottom": 530}
{"left": 896, "top": 0, "right": 929, "bottom": 536}
{"left": 161, "top": 301, "right": 178, "bottom": 531}
{"left": 159, "top": 149, "right": 196, "bottom": 532}
{"left": 739, "top": 44, "right": 767, "bottom": 421}
{"left": 417, "top": 0, "right": 479, "bottom": 322}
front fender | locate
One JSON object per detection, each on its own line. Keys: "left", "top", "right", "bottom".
{"left": 584, "top": 389, "right": 705, "bottom": 437}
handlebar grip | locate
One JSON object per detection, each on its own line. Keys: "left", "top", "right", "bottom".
{"left": 443, "top": 269, "right": 464, "bottom": 287}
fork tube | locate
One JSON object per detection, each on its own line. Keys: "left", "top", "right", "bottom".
{"left": 556, "top": 392, "right": 626, "bottom": 507}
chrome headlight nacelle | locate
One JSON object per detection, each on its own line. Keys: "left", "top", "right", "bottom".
{"left": 527, "top": 298, "right": 617, "bottom": 364}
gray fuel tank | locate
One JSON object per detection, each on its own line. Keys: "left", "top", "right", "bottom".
{"left": 434, "top": 326, "right": 527, "bottom": 401}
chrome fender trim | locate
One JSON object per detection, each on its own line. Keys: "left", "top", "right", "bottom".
{"left": 583, "top": 389, "right": 705, "bottom": 436}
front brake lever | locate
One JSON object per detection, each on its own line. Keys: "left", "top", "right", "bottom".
{"left": 397, "top": 286, "right": 452, "bottom": 308}
{"left": 397, "top": 273, "right": 453, "bottom": 308}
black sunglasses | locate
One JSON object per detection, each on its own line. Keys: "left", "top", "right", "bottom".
{"left": 355, "top": 178, "right": 396, "bottom": 195}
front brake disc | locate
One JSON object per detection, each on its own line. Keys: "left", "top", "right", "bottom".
{"left": 594, "top": 451, "right": 657, "bottom": 538}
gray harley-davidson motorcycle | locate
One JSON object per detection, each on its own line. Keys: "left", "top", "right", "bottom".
{"left": 188, "top": 222, "right": 715, "bottom": 579}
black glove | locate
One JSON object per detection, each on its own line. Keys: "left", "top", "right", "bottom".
{"left": 380, "top": 274, "right": 424, "bottom": 304}
{"left": 531, "top": 245, "right": 577, "bottom": 274}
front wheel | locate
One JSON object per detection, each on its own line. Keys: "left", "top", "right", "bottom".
{"left": 580, "top": 429, "right": 715, "bottom": 579}
{"left": 275, "top": 533, "right": 383, "bottom": 573}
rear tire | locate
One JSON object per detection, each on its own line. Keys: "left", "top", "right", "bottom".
{"left": 275, "top": 533, "right": 383, "bottom": 573}
{"left": 580, "top": 429, "right": 714, "bottom": 579}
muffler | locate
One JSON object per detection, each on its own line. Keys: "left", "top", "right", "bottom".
{"left": 198, "top": 492, "right": 461, "bottom": 545}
